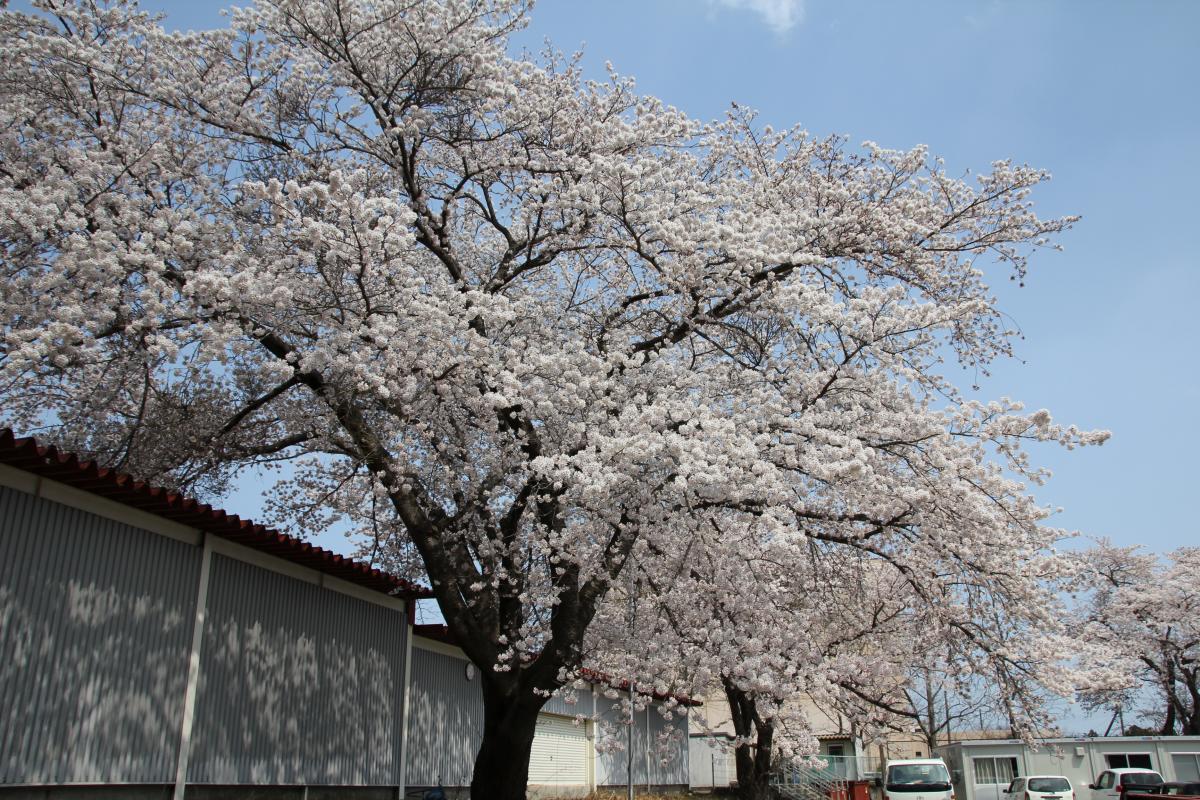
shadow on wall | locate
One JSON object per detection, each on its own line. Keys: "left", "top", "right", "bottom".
{"left": 186, "top": 555, "right": 406, "bottom": 786}
{"left": 403, "top": 646, "right": 485, "bottom": 789}
{"left": 0, "top": 486, "right": 201, "bottom": 784}
{"left": 0, "top": 487, "right": 410, "bottom": 789}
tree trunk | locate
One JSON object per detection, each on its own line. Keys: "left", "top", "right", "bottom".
{"left": 1183, "top": 669, "right": 1200, "bottom": 735}
{"left": 469, "top": 677, "right": 549, "bottom": 800}
{"left": 923, "top": 669, "right": 939, "bottom": 754}
{"left": 724, "top": 678, "right": 777, "bottom": 800}
{"left": 1159, "top": 671, "right": 1177, "bottom": 735}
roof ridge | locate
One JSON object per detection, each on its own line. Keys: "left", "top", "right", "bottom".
{"left": 0, "top": 428, "right": 432, "bottom": 600}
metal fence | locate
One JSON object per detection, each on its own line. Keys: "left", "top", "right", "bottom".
{"left": 773, "top": 755, "right": 883, "bottom": 800}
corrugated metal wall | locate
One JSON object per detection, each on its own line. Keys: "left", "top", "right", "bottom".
{"left": 404, "top": 645, "right": 486, "bottom": 788}
{"left": 595, "top": 694, "right": 649, "bottom": 787}
{"left": 187, "top": 554, "right": 407, "bottom": 785}
{"left": 0, "top": 472, "right": 685, "bottom": 793}
{"left": 592, "top": 693, "right": 688, "bottom": 788}
{"left": 0, "top": 486, "right": 200, "bottom": 784}
{"left": 542, "top": 684, "right": 596, "bottom": 718}
{"left": 648, "top": 702, "right": 688, "bottom": 786}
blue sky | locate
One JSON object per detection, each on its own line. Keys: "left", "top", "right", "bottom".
{"left": 43, "top": 0, "right": 1197, "bottom": 735}
{"left": 127, "top": 0, "right": 1199, "bottom": 561}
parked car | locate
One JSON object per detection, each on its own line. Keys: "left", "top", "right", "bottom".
{"left": 1089, "top": 769, "right": 1165, "bottom": 800}
{"left": 1124, "top": 782, "right": 1200, "bottom": 799}
{"left": 1006, "top": 775, "right": 1075, "bottom": 800}
{"left": 879, "top": 758, "right": 955, "bottom": 800}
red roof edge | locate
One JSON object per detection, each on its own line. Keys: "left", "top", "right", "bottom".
{"left": 410, "top": 624, "right": 700, "bottom": 707}
{"left": 0, "top": 429, "right": 433, "bottom": 601}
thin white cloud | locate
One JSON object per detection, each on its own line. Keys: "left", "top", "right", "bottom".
{"left": 707, "top": 0, "right": 806, "bottom": 33}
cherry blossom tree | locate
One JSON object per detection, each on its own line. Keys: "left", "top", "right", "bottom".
{"left": 588, "top": 413, "right": 1088, "bottom": 800}
{"left": 1077, "top": 542, "right": 1200, "bottom": 735}
{"left": 0, "top": 1, "right": 1105, "bottom": 796}
{"left": 635, "top": 543, "right": 913, "bottom": 800}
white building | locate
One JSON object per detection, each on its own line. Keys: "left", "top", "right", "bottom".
{"left": 939, "top": 736, "right": 1200, "bottom": 800}
{"left": 688, "top": 688, "right": 869, "bottom": 791}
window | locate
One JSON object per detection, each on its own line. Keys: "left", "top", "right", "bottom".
{"left": 1029, "top": 778, "right": 1072, "bottom": 793}
{"left": 1097, "top": 773, "right": 1115, "bottom": 789}
{"left": 1120, "top": 774, "right": 1161, "bottom": 787}
{"left": 1007, "top": 779, "right": 1027, "bottom": 794}
{"left": 1106, "top": 754, "right": 1154, "bottom": 770}
{"left": 974, "top": 757, "right": 1019, "bottom": 786}
{"left": 1172, "top": 754, "right": 1200, "bottom": 783}
{"left": 887, "top": 763, "right": 953, "bottom": 791}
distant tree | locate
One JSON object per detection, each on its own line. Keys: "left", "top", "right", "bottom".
{"left": 1123, "top": 724, "right": 1158, "bottom": 737}
{"left": 0, "top": 1, "right": 1104, "bottom": 796}
{"left": 890, "top": 663, "right": 1014, "bottom": 752}
{"left": 593, "top": 514, "right": 1087, "bottom": 800}
{"left": 1077, "top": 542, "right": 1200, "bottom": 735}
{"left": 830, "top": 581, "right": 1076, "bottom": 755}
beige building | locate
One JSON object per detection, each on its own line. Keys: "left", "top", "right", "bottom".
{"left": 688, "top": 688, "right": 1009, "bottom": 792}
{"left": 689, "top": 690, "right": 868, "bottom": 790}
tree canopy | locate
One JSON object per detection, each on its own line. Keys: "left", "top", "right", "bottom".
{"left": 0, "top": 2, "right": 1108, "bottom": 796}
{"left": 1076, "top": 542, "right": 1200, "bottom": 736}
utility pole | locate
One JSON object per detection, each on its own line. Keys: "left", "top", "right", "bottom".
{"left": 944, "top": 690, "right": 952, "bottom": 745}
{"left": 627, "top": 679, "right": 635, "bottom": 800}
{"left": 626, "top": 574, "right": 637, "bottom": 800}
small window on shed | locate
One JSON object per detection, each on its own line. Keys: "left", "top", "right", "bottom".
{"left": 1106, "top": 754, "right": 1154, "bottom": 770}
{"left": 1172, "top": 754, "right": 1200, "bottom": 783}
{"left": 974, "top": 757, "right": 1019, "bottom": 786}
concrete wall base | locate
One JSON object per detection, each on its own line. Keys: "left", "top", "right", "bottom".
{"left": 0, "top": 787, "right": 402, "bottom": 800}
{"left": 591, "top": 785, "right": 691, "bottom": 797}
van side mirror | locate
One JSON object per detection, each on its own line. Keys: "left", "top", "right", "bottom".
{"left": 874, "top": 777, "right": 883, "bottom": 788}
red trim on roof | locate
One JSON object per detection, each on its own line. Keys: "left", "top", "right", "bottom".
{"left": 411, "top": 624, "right": 701, "bottom": 706}
{"left": 0, "top": 429, "right": 432, "bottom": 600}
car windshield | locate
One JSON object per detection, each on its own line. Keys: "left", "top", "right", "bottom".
{"left": 887, "top": 764, "right": 952, "bottom": 791}
{"left": 1029, "top": 779, "right": 1071, "bottom": 793}
{"left": 1121, "top": 775, "right": 1163, "bottom": 786}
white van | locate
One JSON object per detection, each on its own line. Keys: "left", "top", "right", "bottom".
{"left": 882, "top": 758, "right": 956, "bottom": 800}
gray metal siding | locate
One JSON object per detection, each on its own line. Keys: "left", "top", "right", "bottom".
{"left": 595, "top": 693, "right": 651, "bottom": 787}
{"left": 404, "top": 645, "right": 485, "bottom": 788}
{"left": 543, "top": 684, "right": 596, "bottom": 718}
{"left": 648, "top": 703, "right": 688, "bottom": 785}
{"left": 187, "top": 554, "right": 406, "bottom": 785}
{"left": 0, "top": 486, "right": 200, "bottom": 785}
{"left": 593, "top": 693, "right": 688, "bottom": 787}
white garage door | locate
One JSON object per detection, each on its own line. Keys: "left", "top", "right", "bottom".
{"left": 529, "top": 713, "right": 590, "bottom": 786}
